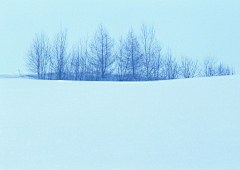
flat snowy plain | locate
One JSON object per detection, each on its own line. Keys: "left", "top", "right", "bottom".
{"left": 0, "top": 75, "right": 239, "bottom": 170}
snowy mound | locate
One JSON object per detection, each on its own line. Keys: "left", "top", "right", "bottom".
{"left": 0, "top": 76, "right": 239, "bottom": 170}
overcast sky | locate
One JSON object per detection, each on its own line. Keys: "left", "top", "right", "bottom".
{"left": 1, "top": 0, "right": 239, "bottom": 74}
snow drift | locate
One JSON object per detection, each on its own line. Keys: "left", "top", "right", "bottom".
{"left": 0, "top": 75, "right": 239, "bottom": 170}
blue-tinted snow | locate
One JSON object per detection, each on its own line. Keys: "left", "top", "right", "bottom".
{"left": 0, "top": 76, "right": 239, "bottom": 170}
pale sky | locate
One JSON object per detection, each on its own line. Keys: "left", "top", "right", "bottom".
{"left": 1, "top": 0, "right": 239, "bottom": 74}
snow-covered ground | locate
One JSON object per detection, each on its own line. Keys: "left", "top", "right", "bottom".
{"left": 0, "top": 76, "right": 239, "bottom": 170}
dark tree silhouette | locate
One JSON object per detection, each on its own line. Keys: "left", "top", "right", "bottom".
{"left": 89, "top": 24, "right": 115, "bottom": 80}
{"left": 27, "top": 33, "right": 50, "bottom": 79}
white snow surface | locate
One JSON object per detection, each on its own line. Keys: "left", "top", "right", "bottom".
{"left": 0, "top": 76, "right": 240, "bottom": 170}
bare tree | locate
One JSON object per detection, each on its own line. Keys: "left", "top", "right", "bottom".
{"left": 27, "top": 33, "right": 50, "bottom": 79}
{"left": 217, "top": 62, "right": 235, "bottom": 76}
{"left": 140, "top": 23, "right": 158, "bottom": 81}
{"left": 47, "top": 52, "right": 55, "bottom": 80}
{"left": 164, "top": 50, "right": 179, "bottom": 79}
{"left": 52, "top": 28, "right": 68, "bottom": 80}
{"left": 124, "top": 28, "right": 142, "bottom": 80}
{"left": 202, "top": 57, "right": 218, "bottom": 77}
{"left": 82, "top": 38, "right": 89, "bottom": 80}
{"left": 152, "top": 46, "right": 164, "bottom": 80}
{"left": 89, "top": 24, "right": 115, "bottom": 80}
{"left": 180, "top": 56, "right": 199, "bottom": 78}
{"left": 71, "top": 42, "right": 83, "bottom": 80}
{"left": 115, "top": 36, "right": 128, "bottom": 81}
{"left": 69, "top": 38, "right": 90, "bottom": 81}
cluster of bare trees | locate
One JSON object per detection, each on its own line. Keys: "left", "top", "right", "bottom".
{"left": 201, "top": 57, "right": 235, "bottom": 77}
{"left": 26, "top": 24, "right": 235, "bottom": 81}
{"left": 27, "top": 29, "right": 69, "bottom": 80}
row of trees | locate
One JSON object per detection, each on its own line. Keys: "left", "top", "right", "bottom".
{"left": 26, "top": 24, "right": 235, "bottom": 81}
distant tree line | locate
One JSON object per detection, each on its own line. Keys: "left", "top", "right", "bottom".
{"left": 26, "top": 23, "right": 235, "bottom": 81}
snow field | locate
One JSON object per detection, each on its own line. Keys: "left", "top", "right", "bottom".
{"left": 0, "top": 75, "right": 239, "bottom": 170}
